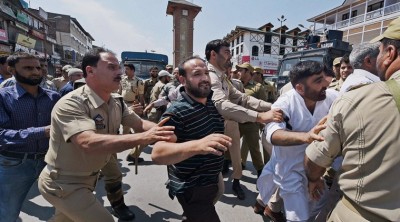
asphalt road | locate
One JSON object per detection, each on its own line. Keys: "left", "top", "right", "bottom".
{"left": 18, "top": 146, "right": 271, "bottom": 222}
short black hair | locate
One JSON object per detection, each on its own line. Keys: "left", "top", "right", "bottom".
{"left": 205, "top": 39, "right": 230, "bottom": 61}
{"left": 149, "top": 66, "right": 159, "bottom": 71}
{"left": 178, "top": 55, "right": 205, "bottom": 77}
{"left": 124, "top": 63, "right": 135, "bottom": 71}
{"left": 81, "top": 47, "right": 114, "bottom": 78}
{"left": 0, "top": 55, "right": 7, "bottom": 65}
{"left": 340, "top": 55, "right": 350, "bottom": 65}
{"left": 289, "top": 60, "right": 331, "bottom": 86}
{"left": 7, "top": 52, "right": 39, "bottom": 68}
{"left": 381, "top": 37, "right": 400, "bottom": 54}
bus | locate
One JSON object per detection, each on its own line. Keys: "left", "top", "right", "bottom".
{"left": 121, "top": 51, "right": 168, "bottom": 80}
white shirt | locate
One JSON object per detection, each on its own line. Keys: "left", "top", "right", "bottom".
{"left": 340, "top": 69, "right": 380, "bottom": 93}
{"left": 265, "top": 88, "right": 338, "bottom": 184}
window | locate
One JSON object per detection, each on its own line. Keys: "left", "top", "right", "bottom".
{"left": 280, "top": 37, "right": 286, "bottom": 45}
{"left": 231, "top": 49, "right": 234, "bottom": 56}
{"left": 367, "top": 1, "right": 384, "bottom": 12}
{"left": 342, "top": 13, "right": 349, "bottom": 20}
{"left": 236, "top": 46, "right": 239, "bottom": 55}
{"left": 231, "top": 41, "right": 234, "bottom": 47}
{"left": 236, "top": 37, "right": 240, "bottom": 45}
{"left": 264, "top": 45, "right": 271, "bottom": 54}
{"left": 293, "top": 38, "right": 298, "bottom": 46}
{"left": 351, "top": 10, "right": 358, "bottom": 17}
{"left": 264, "top": 34, "right": 272, "bottom": 43}
{"left": 240, "top": 45, "right": 243, "bottom": 53}
{"left": 241, "top": 35, "right": 244, "bottom": 42}
{"left": 252, "top": 46, "right": 259, "bottom": 56}
{"left": 279, "top": 47, "right": 285, "bottom": 55}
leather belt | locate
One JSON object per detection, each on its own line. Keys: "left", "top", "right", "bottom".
{"left": 341, "top": 195, "right": 389, "bottom": 222}
{"left": 0, "top": 150, "right": 46, "bottom": 160}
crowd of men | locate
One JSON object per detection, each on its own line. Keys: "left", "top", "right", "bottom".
{"left": 1, "top": 16, "right": 400, "bottom": 222}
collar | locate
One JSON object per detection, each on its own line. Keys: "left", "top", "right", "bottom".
{"left": 83, "top": 85, "right": 105, "bottom": 109}
{"left": 13, "top": 82, "right": 46, "bottom": 99}
{"left": 353, "top": 69, "right": 381, "bottom": 83}
{"left": 207, "top": 63, "right": 225, "bottom": 78}
{"left": 389, "top": 70, "right": 400, "bottom": 80}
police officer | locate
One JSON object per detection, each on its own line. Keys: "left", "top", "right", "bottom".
{"left": 119, "top": 63, "right": 146, "bottom": 163}
{"left": 305, "top": 17, "right": 400, "bottom": 222}
{"left": 237, "top": 63, "right": 266, "bottom": 177}
{"left": 206, "top": 39, "right": 283, "bottom": 200}
{"left": 52, "top": 64, "right": 71, "bottom": 91}
{"left": 147, "top": 70, "right": 172, "bottom": 123}
{"left": 143, "top": 66, "right": 159, "bottom": 106}
{"left": 253, "top": 66, "right": 277, "bottom": 103}
{"left": 38, "top": 48, "right": 176, "bottom": 222}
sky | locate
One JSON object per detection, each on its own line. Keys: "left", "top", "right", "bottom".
{"left": 28, "top": 0, "right": 344, "bottom": 62}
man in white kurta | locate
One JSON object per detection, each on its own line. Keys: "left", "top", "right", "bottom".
{"left": 257, "top": 61, "right": 338, "bottom": 221}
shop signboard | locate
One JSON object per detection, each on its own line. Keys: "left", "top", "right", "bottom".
{"left": 16, "top": 34, "right": 36, "bottom": 48}
{"left": 0, "top": 29, "right": 8, "bottom": 42}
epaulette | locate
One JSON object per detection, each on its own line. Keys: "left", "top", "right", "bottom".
{"left": 208, "top": 67, "right": 216, "bottom": 73}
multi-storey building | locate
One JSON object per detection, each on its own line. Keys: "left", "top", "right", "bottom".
{"left": 45, "top": 12, "right": 94, "bottom": 65}
{"left": 223, "top": 23, "right": 307, "bottom": 75}
{"left": 0, "top": 0, "right": 52, "bottom": 57}
{"left": 308, "top": 0, "right": 400, "bottom": 45}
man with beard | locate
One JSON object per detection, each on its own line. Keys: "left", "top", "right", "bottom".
{"left": 152, "top": 56, "right": 232, "bottom": 222}
{"left": 257, "top": 61, "right": 338, "bottom": 222}
{"left": 38, "top": 48, "right": 176, "bottom": 221}
{"left": 305, "top": 17, "right": 400, "bottom": 221}
{"left": 206, "top": 39, "right": 283, "bottom": 200}
{"left": 143, "top": 66, "right": 159, "bottom": 105}
{"left": 0, "top": 52, "right": 60, "bottom": 221}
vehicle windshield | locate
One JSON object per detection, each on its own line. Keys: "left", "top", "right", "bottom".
{"left": 125, "top": 61, "right": 165, "bottom": 80}
{"left": 278, "top": 56, "right": 324, "bottom": 76}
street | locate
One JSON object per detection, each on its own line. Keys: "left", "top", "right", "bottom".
{"left": 19, "top": 146, "right": 270, "bottom": 222}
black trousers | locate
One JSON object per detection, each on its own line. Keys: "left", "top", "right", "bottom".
{"left": 176, "top": 184, "right": 220, "bottom": 222}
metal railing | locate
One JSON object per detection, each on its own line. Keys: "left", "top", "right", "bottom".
{"left": 328, "top": 2, "right": 400, "bottom": 29}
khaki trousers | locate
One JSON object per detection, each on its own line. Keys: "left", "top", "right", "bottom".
{"left": 224, "top": 120, "right": 242, "bottom": 179}
{"left": 239, "top": 122, "right": 264, "bottom": 171}
{"left": 327, "top": 200, "right": 370, "bottom": 222}
{"left": 38, "top": 169, "right": 114, "bottom": 222}
{"left": 101, "top": 154, "right": 124, "bottom": 207}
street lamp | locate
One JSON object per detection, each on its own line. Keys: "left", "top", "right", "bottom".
{"left": 277, "top": 15, "right": 286, "bottom": 56}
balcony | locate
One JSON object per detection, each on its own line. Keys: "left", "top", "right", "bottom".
{"left": 328, "top": 2, "right": 400, "bottom": 30}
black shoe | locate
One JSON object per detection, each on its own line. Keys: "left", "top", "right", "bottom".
{"left": 126, "top": 155, "right": 144, "bottom": 163}
{"left": 232, "top": 181, "right": 246, "bottom": 200}
{"left": 112, "top": 204, "right": 135, "bottom": 221}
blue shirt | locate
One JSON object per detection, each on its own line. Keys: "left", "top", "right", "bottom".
{"left": 59, "top": 81, "right": 74, "bottom": 97}
{"left": 0, "top": 83, "right": 60, "bottom": 153}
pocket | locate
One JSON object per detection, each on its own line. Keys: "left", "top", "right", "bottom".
{"left": 0, "top": 155, "right": 24, "bottom": 167}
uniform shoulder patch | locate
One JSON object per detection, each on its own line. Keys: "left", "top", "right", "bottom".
{"left": 93, "top": 114, "right": 106, "bottom": 129}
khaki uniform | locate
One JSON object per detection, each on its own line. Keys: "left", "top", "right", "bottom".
{"left": 208, "top": 63, "right": 271, "bottom": 179}
{"left": 147, "top": 80, "right": 166, "bottom": 123}
{"left": 239, "top": 80, "right": 267, "bottom": 171}
{"left": 52, "top": 76, "right": 69, "bottom": 91}
{"left": 328, "top": 78, "right": 344, "bottom": 91}
{"left": 119, "top": 76, "right": 145, "bottom": 160}
{"left": 263, "top": 81, "right": 277, "bottom": 103}
{"left": 38, "top": 85, "right": 142, "bottom": 221}
{"left": 306, "top": 71, "right": 400, "bottom": 222}
{"left": 143, "top": 77, "right": 158, "bottom": 105}
{"left": 231, "top": 78, "right": 244, "bottom": 92}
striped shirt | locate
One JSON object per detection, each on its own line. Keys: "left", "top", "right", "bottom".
{"left": 0, "top": 83, "right": 60, "bottom": 153}
{"left": 161, "top": 88, "right": 225, "bottom": 197}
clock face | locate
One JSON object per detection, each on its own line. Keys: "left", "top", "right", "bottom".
{"left": 182, "top": 9, "right": 188, "bottom": 16}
